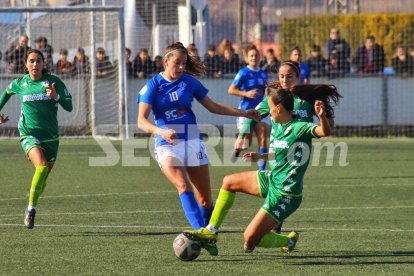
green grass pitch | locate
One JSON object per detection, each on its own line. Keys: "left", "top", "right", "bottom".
{"left": 0, "top": 137, "right": 413, "bottom": 275}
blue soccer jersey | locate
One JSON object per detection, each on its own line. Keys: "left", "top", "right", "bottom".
{"left": 232, "top": 66, "right": 268, "bottom": 110}
{"left": 137, "top": 73, "right": 208, "bottom": 146}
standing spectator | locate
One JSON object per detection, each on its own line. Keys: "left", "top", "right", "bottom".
{"left": 203, "top": 44, "right": 221, "bottom": 78}
{"left": 96, "top": 47, "right": 115, "bottom": 79}
{"left": 259, "top": 48, "right": 280, "bottom": 75}
{"left": 306, "top": 45, "right": 327, "bottom": 77}
{"left": 219, "top": 47, "right": 241, "bottom": 76}
{"left": 125, "top": 47, "right": 133, "bottom": 77}
{"left": 391, "top": 46, "right": 414, "bottom": 77}
{"left": 217, "top": 39, "right": 234, "bottom": 56}
{"left": 73, "top": 47, "right": 90, "bottom": 75}
{"left": 34, "top": 36, "right": 54, "bottom": 72}
{"left": 290, "top": 46, "right": 310, "bottom": 84}
{"left": 133, "top": 48, "right": 154, "bottom": 79}
{"left": 353, "top": 35, "right": 385, "bottom": 74}
{"left": 326, "top": 51, "right": 347, "bottom": 78}
{"left": 325, "top": 28, "right": 351, "bottom": 73}
{"left": 4, "top": 35, "right": 31, "bottom": 74}
{"left": 153, "top": 55, "right": 163, "bottom": 75}
{"left": 55, "top": 48, "right": 73, "bottom": 76}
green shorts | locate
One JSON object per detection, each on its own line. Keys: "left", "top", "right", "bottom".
{"left": 20, "top": 136, "right": 59, "bottom": 163}
{"left": 257, "top": 171, "right": 302, "bottom": 224}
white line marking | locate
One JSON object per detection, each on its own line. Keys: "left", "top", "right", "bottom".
{"left": 0, "top": 223, "right": 412, "bottom": 232}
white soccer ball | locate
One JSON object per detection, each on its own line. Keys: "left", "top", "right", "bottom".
{"left": 173, "top": 233, "right": 201, "bottom": 261}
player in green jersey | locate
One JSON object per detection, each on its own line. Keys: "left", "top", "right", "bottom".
{"left": 0, "top": 49, "right": 73, "bottom": 229}
{"left": 184, "top": 85, "right": 341, "bottom": 256}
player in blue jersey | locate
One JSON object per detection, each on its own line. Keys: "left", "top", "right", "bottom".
{"left": 137, "top": 42, "right": 259, "bottom": 241}
{"left": 228, "top": 44, "right": 269, "bottom": 170}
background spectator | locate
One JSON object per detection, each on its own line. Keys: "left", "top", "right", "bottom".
{"left": 73, "top": 47, "right": 90, "bottom": 75}
{"left": 219, "top": 47, "right": 241, "bottom": 76}
{"left": 133, "top": 48, "right": 154, "bottom": 79}
{"left": 55, "top": 48, "right": 73, "bottom": 76}
{"left": 217, "top": 38, "right": 234, "bottom": 56}
{"left": 306, "top": 45, "right": 326, "bottom": 77}
{"left": 96, "top": 47, "right": 114, "bottom": 79}
{"left": 391, "top": 46, "right": 414, "bottom": 77}
{"left": 125, "top": 47, "right": 133, "bottom": 77}
{"left": 187, "top": 43, "right": 200, "bottom": 61}
{"left": 153, "top": 55, "right": 163, "bottom": 75}
{"left": 4, "top": 35, "right": 31, "bottom": 74}
{"left": 325, "top": 28, "right": 351, "bottom": 73}
{"left": 203, "top": 44, "right": 221, "bottom": 78}
{"left": 34, "top": 36, "right": 54, "bottom": 72}
{"left": 326, "top": 51, "right": 348, "bottom": 78}
{"left": 290, "top": 46, "right": 310, "bottom": 83}
{"left": 353, "top": 35, "right": 385, "bottom": 74}
{"left": 259, "top": 48, "right": 280, "bottom": 74}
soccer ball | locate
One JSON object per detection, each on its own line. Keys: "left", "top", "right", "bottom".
{"left": 173, "top": 233, "right": 201, "bottom": 261}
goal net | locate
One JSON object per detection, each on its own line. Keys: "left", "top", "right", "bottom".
{"left": 0, "top": 5, "right": 127, "bottom": 138}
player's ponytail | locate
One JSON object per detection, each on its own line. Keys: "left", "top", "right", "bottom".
{"left": 291, "top": 84, "right": 342, "bottom": 118}
{"left": 163, "top": 42, "right": 206, "bottom": 76}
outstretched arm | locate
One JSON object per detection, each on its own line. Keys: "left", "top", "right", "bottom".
{"left": 46, "top": 82, "right": 73, "bottom": 112}
{"left": 199, "top": 95, "right": 260, "bottom": 120}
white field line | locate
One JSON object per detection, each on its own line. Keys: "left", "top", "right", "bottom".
{"left": 0, "top": 223, "right": 412, "bottom": 232}
{"left": 1, "top": 182, "right": 413, "bottom": 202}
{"left": 0, "top": 205, "right": 413, "bottom": 218}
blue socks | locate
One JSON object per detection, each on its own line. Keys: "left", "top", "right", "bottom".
{"left": 179, "top": 191, "right": 204, "bottom": 229}
{"left": 258, "top": 147, "right": 268, "bottom": 171}
{"left": 199, "top": 204, "right": 214, "bottom": 227}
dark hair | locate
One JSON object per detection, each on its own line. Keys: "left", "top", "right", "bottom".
{"left": 279, "top": 60, "right": 300, "bottom": 77}
{"left": 59, "top": 48, "right": 68, "bottom": 55}
{"left": 163, "top": 42, "right": 206, "bottom": 76}
{"left": 268, "top": 88, "right": 294, "bottom": 113}
{"left": 291, "top": 84, "right": 342, "bottom": 118}
{"left": 23, "top": 49, "right": 48, "bottom": 75}
{"left": 243, "top": 44, "right": 259, "bottom": 56}
{"left": 125, "top": 48, "right": 131, "bottom": 55}
{"left": 291, "top": 46, "right": 302, "bottom": 56}
{"left": 366, "top": 35, "right": 376, "bottom": 42}
{"left": 96, "top": 47, "right": 105, "bottom": 54}
{"left": 77, "top": 47, "right": 85, "bottom": 55}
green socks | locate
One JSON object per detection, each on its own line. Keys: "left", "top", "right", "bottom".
{"left": 209, "top": 188, "right": 236, "bottom": 229}
{"left": 257, "top": 232, "right": 289, "bottom": 248}
{"left": 28, "top": 166, "right": 49, "bottom": 208}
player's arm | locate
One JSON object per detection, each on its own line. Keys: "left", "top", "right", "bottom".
{"left": 137, "top": 102, "right": 177, "bottom": 144}
{"left": 242, "top": 151, "right": 272, "bottom": 162}
{"left": 0, "top": 90, "right": 12, "bottom": 111}
{"left": 239, "top": 97, "right": 270, "bottom": 137}
{"left": 228, "top": 84, "right": 258, "bottom": 99}
{"left": 47, "top": 82, "right": 73, "bottom": 112}
{"left": 313, "top": 100, "right": 331, "bottom": 138}
{"left": 199, "top": 95, "right": 260, "bottom": 120}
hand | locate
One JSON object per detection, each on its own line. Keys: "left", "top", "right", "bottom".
{"left": 45, "top": 83, "right": 59, "bottom": 100}
{"left": 161, "top": 129, "right": 178, "bottom": 144}
{"left": 242, "top": 151, "right": 260, "bottom": 162}
{"left": 245, "top": 89, "right": 259, "bottom": 99}
{"left": 0, "top": 113, "right": 9, "bottom": 124}
{"left": 315, "top": 100, "right": 326, "bottom": 117}
{"left": 234, "top": 135, "right": 250, "bottom": 152}
{"left": 244, "top": 109, "right": 261, "bottom": 121}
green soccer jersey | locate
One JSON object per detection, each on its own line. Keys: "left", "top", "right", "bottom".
{"left": 240, "top": 95, "right": 315, "bottom": 136}
{"left": 267, "top": 119, "right": 318, "bottom": 196}
{"left": 0, "top": 74, "right": 73, "bottom": 141}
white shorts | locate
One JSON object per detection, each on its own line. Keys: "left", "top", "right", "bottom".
{"left": 236, "top": 116, "right": 270, "bottom": 131}
{"left": 154, "top": 139, "right": 209, "bottom": 167}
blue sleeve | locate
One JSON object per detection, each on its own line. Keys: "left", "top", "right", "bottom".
{"left": 232, "top": 69, "right": 245, "bottom": 88}
{"left": 192, "top": 78, "right": 208, "bottom": 102}
{"left": 137, "top": 79, "right": 156, "bottom": 105}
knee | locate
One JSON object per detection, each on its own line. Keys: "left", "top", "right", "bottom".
{"left": 222, "top": 175, "right": 236, "bottom": 191}
{"left": 175, "top": 181, "right": 190, "bottom": 194}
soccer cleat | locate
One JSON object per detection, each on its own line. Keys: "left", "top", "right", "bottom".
{"left": 281, "top": 231, "right": 299, "bottom": 254}
{"left": 24, "top": 209, "right": 36, "bottom": 229}
{"left": 243, "top": 242, "right": 255, "bottom": 253}
{"left": 183, "top": 228, "right": 218, "bottom": 256}
{"left": 230, "top": 150, "right": 241, "bottom": 163}
{"left": 272, "top": 223, "right": 283, "bottom": 234}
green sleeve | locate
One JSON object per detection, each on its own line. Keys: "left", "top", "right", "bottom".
{"left": 239, "top": 96, "right": 270, "bottom": 136}
{"left": 0, "top": 90, "right": 12, "bottom": 112}
{"left": 56, "top": 79, "right": 73, "bottom": 112}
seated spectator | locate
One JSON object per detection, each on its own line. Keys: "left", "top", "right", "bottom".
{"left": 153, "top": 55, "right": 163, "bottom": 75}
{"left": 133, "top": 48, "right": 154, "bottom": 79}
{"left": 259, "top": 48, "right": 280, "bottom": 74}
{"left": 306, "top": 45, "right": 327, "bottom": 77}
{"left": 34, "top": 36, "right": 54, "bottom": 72}
{"left": 391, "top": 46, "right": 414, "bottom": 77}
{"left": 96, "top": 47, "right": 115, "bottom": 78}
{"left": 4, "top": 35, "right": 31, "bottom": 74}
{"left": 326, "top": 51, "right": 348, "bottom": 78}
{"left": 73, "top": 47, "right": 90, "bottom": 75}
{"left": 217, "top": 39, "right": 234, "bottom": 56}
{"left": 218, "top": 47, "right": 241, "bottom": 76}
{"left": 325, "top": 28, "right": 351, "bottom": 73}
{"left": 353, "top": 35, "right": 385, "bottom": 74}
{"left": 203, "top": 44, "right": 221, "bottom": 78}
{"left": 55, "top": 48, "right": 73, "bottom": 76}
{"left": 125, "top": 47, "right": 133, "bottom": 77}
{"left": 290, "top": 46, "right": 310, "bottom": 84}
